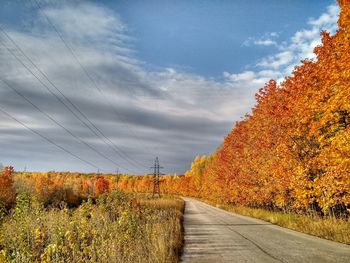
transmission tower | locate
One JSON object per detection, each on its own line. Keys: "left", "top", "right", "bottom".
{"left": 150, "top": 157, "right": 164, "bottom": 198}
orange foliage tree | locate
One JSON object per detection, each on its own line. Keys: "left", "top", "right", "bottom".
{"left": 0, "top": 166, "right": 16, "bottom": 207}
{"left": 94, "top": 177, "right": 110, "bottom": 196}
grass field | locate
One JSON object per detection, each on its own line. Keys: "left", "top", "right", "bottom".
{"left": 0, "top": 191, "right": 184, "bottom": 263}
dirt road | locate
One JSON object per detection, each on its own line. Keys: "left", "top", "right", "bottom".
{"left": 181, "top": 198, "right": 350, "bottom": 263}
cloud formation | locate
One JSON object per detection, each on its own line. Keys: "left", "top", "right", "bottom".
{"left": 0, "top": 1, "right": 340, "bottom": 174}
{"left": 259, "top": 4, "right": 339, "bottom": 79}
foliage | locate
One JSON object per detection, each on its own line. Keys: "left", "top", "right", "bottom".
{"left": 94, "top": 177, "right": 110, "bottom": 196}
{"left": 0, "top": 191, "right": 184, "bottom": 262}
{"left": 0, "top": 167, "right": 16, "bottom": 208}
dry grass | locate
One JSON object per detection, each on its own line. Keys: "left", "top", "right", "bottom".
{"left": 215, "top": 204, "right": 350, "bottom": 245}
{"left": 137, "top": 195, "right": 185, "bottom": 211}
{"left": 0, "top": 191, "right": 184, "bottom": 263}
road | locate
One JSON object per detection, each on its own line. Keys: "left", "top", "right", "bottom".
{"left": 181, "top": 198, "right": 350, "bottom": 263}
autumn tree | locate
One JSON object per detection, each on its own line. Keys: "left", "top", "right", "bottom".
{"left": 0, "top": 166, "right": 16, "bottom": 207}
{"left": 94, "top": 177, "right": 110, "bottom": 196}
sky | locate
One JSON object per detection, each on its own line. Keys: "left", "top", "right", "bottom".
{"left": 0, "top": 0, "right": 340, "bottom": 174}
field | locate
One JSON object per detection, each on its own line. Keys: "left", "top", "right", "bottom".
{"left": 0, "top": 189, "right": 184, "bottom": 263}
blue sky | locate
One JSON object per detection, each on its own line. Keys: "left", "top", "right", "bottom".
{"left": 108, "top": 0, "right": 333, "bottom": 76}
{"left": 0, "top": 0, "right": 339, "bottom": 174}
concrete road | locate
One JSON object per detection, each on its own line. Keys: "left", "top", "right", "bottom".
{"left": 181, "top": 197, "right": 350, "bottom": 263}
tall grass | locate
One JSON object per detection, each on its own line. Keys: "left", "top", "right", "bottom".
{"left": 0, "top": 191, "right": 184, "bottom": 262}
{"left": 216, "top": 204, "right": 350, "bottom": 245}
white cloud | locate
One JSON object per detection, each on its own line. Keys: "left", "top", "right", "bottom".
{"left": 257, "top": 70, "right": 281, "bottom": 79}
{"left": 283, "top": 4, "right": 339, "bottom": 68}
{"left": 308, "top": 5, "right": 339, "bottom": 28}
{"left": 223, "top": 3, "right": 339, "bottom": 100}
{"left": 239, "top": 3, "right": 340, "bottom": 84}
{"left": 254, "top": 39, "right": 277, "bottom": 46}
{"left": 223, "top": 71, "right": 256, "bottom": 82}
{"left": 243, "top": 32, "right": 279, "bottom": 47}
{"left": 42, "top": 2, "right": 126, "bottom": 41}
{"left": 257, "top": 51, "right": 294, "bottom": 69}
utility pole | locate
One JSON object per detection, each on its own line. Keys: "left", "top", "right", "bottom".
{"left": 150, "top": 157, "right": 164, "bottom": 198}
{"left": 115, "top": 168, "right": 120, "bottom": 184}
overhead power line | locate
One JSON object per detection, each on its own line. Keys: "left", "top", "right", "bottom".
{"left": 0, "top": 78, "right": 132, "bottom": 172}
{"left": 32, "top": 0, "right": 150, "bottom": 168}
{"left": 0, "top": 29, "right": 143, "bottom": 172}
{"left": 0, "top": 107, "right": 103, "bottom": 172}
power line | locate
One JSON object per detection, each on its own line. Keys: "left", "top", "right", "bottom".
{"left": 0, "top": 27, "right": 145, "bottom": 171}
{"left": 0, "top": 107, "right": 102, "bottom": 171}
{"left": 0, "top": 78, "right": 132, "bottom": 172}
{"left": 32, "top": 0, "right": 150, "bottom": 168}
{"left": 0, "top": 30, "right": 142, "bottom": 172}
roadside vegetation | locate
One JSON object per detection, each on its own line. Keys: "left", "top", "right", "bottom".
{"left": 0, "top": 168, "right": 184, "bottom": 263}
{"left": 216, "top": 204, "right": 350, "bottom": 245}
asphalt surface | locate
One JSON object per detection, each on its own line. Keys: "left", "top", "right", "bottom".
{"left": 181, "top": 197, "right": 350, "bottom": 263}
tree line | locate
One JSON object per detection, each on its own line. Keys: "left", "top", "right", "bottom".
{"left": 1, "top": 1, "right": 349, "bottom": 217}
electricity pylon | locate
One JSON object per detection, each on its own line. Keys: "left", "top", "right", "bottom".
{"left": 150, "top": 157, "right": 164, "bottom": 198}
